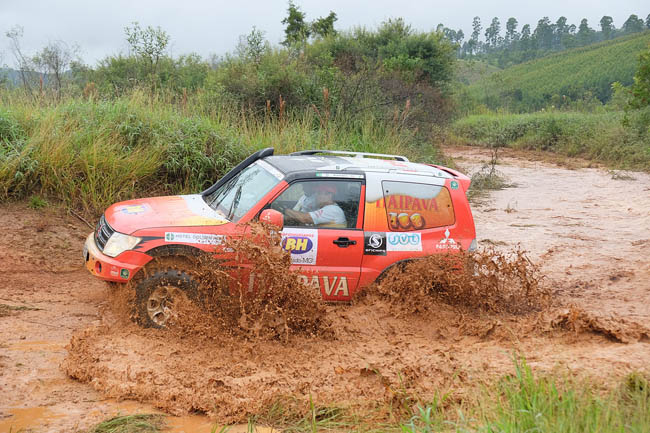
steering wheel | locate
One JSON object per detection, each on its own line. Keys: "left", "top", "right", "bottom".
{"left": 270, "top": 201, "right": 287, "bottom": 213}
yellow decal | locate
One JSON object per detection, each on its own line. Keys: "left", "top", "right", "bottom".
{"left": 177, "top": 216, "right": 229, "bottom": 226}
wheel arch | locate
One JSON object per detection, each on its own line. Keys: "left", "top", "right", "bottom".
{"left": 374, "top": 258, "right": 421, "bottom": 284}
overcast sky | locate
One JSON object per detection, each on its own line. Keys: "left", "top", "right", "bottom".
{"left": 1, "top": 0, "right": 648, "bottom": 66}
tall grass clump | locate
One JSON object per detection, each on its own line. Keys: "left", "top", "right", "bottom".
{"left": 452, "top": 111, "right": 650, "bottom": 170}
{"left": 474, "top": 359, "right": 650, "bottom": 433}
{"left": 0, "top": 90, "right": 440, "bottom": 216}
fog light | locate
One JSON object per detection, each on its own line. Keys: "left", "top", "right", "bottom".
{"left": 95, "top": 261, "right": 102, "bottom": 274}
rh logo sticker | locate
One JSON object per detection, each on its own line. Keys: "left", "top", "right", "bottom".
{"left": 281, "top": 228, "right": 318, "bottom": 265}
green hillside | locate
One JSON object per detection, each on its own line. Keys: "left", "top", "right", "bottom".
{"left": 455, "top": 60, "right": 501, "bottom": 85}
{"left": 468, "top": 30, "right": 650, "bottom": 111}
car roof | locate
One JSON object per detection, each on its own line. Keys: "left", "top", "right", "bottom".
{"left": 263, "top": 155, "right": 453, "bottom": 179}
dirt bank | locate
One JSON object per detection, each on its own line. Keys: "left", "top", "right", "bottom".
{"left": 1, "top": 147, "right": 649, "bottom": 431}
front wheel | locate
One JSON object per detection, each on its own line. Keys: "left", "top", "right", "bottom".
{"left": 135, "top": 268, "right": 200, "bottom": 328}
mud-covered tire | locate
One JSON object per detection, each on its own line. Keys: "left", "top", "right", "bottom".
{"left": 135, "top": 268, "right": 200, "bottom": 329}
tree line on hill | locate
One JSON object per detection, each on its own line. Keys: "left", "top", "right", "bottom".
{"left": 1, "top": 3, "right": 649, "bottom": 128}
{"left": 439, "top": 13, "right": 650, "bottom": 67}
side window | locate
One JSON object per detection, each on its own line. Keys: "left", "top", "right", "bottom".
{"left": 381, "top": 181, "right": 455, "bottom": 231}
{"left": 270, "top": 180, "right": 362, "bottom": 229}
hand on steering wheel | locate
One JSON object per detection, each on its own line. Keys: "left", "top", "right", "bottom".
{"left": 271, "top": 202, "right": 287, "bottom": 213}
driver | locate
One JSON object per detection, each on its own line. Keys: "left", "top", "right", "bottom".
{"left": 283, "top": 183, "right": 346, "bottom": 227}
{"left": 292, "top": 182, "right": 318, "bottom": 212}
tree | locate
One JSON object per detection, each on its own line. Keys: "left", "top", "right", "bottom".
{"left": 32, "top": 40, "right": 79, "bottom": 96}
{"left": 600, "top": 16, "right": 614, "bottom": 40}
{"left": 236, "top": 27, "right": 269, "bottom": 64}
{"left": 467, "top": 16, "right": 481, "bottom": 55}
{"left": 576, "top": 18, "right": 595, "bottom": 46}
{"left": 628, "top": 44, "right": 650, "bottom": 109}
{"left": 281, "top": 1, "right": 310, "bottom": 46}
{"left": 646, "top": 14, "right": 650, "bottom": 29}
{"left": 484, "top": 17, "right": 501, "bottom": 51}
{"left": 533, "top": 17, "right": 553, "bottom": 50}
{"left": 5, "top": 26, "right": 36, "bottom": 95}
{"left": 554, "top": 16, "right": 569, "bottom": 49}
{"left": 125, "top": 22, "right": 170, "bottom": 93}
{"left": 520, "top": 24, "right": 531, "bottom": 51}
{"left": 505, "top": 17, "right": 519, "bottom": 46}
{"left": 312, "top": 11, "right": 337, "bottom": 39}
{"left": 622, "top": 14, "right": 645, "bottom": 34}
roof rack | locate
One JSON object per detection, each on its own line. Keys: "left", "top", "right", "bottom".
{"left": 290, "top": 149, "right": 409, "bottom": 162}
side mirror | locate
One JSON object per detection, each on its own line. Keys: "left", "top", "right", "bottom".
{"left": 260, "top": 209, "right": 284, "bottom": 230}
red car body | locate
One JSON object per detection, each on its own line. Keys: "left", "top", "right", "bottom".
{"left": 84, "top": 149, "right": 476, "bottom": 301}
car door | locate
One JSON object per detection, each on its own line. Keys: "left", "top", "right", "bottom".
{"left": 270, "top": 178, "right": 365, "bottom": 300}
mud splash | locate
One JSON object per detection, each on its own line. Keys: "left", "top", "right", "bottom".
{"left": 192, "top": 224, "right": 332, "bottom": 341}
{"left": 364, "top": 248, "right": 549, "bottom": 315}
{"left": 63, "top": 236, "right": 559, "bottom": 422}
{"left": 105, "top": 223, "right": 331, "bottom": 343}
{"left": 550, "top": 306, "right": 650, "bottom": 343}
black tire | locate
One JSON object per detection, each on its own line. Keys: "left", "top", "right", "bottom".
{"left": 134, "top": 267, "right": 200, "bottom": 328}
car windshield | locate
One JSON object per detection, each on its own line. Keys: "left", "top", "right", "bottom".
{"left": 203, "top": 162, "right": 281, "bottom": 222}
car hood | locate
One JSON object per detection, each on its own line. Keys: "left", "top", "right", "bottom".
{"left": 104, "top": 194, "right": 230, "bottom": 234}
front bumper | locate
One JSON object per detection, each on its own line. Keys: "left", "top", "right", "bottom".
{"left": 83, "top": 233, "right": 151, "bottom": 282}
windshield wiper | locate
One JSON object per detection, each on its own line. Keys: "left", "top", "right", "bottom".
{"left": 227, "top": 184, "right": 243, "bottom": 221}
{"left": 206, "top": 175, "right": 240, "bottom": 208}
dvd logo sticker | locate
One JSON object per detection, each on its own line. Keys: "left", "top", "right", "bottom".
{"left": 386, "top": 232, "right": 422, "bottom": 252}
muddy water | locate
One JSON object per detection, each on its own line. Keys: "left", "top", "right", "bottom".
{"left": 1, "top": 149, "right": 650, "bottom": 431}
{"left": 452, "top": 147, "right": 650, "bottom": 322}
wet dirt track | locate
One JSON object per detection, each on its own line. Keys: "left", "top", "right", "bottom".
{"left": 1, "top": 147, "right": 649, "bottom": 432}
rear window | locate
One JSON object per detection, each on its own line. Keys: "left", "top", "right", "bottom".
{"left": 381, "top": 181, "right": 455, "bottom": 231}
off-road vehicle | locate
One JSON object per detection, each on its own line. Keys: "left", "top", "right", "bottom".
{"left": 84, "top": 149, "right": 476, "bottom": 327}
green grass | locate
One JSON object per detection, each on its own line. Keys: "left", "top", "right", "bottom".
{"left": 452, "top": 111, "right": 650, "bottom": 171}
{"left": 468, "top": 31, "right": 650, "bottom": 111}
{"left": 88, "top": 414, "right": 166, "bottom": 433}
{"left": 0, "top": 90, "right": 442, "bottom": 217}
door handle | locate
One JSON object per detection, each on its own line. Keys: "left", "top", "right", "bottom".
{"left": 333, "top": 237, "right": 356, "bottom": 248}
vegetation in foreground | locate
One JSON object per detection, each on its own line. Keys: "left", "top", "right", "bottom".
{"left": 85, "top": 360, "right": 650, "bottom": 433}
{"left": 0, "top": 90, "right": 440, "bottom": 217}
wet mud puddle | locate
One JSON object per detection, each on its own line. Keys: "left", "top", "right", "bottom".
{"left": 1, "top": 149, "right": 650, "bottom": 431}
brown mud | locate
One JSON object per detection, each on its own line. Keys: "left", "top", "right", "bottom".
{"left": 1, "top": 147, "right": 650, "bottom": 431}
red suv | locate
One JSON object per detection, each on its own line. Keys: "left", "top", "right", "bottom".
{"left": 84, "top": 149, "right": 476, "bottom": 327}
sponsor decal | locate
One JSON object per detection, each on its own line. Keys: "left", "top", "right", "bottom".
{"left": 120, "top": 268, "right": 130, "bottom": 279}
{"left": 298, "top": 275, "right": 350, "bottom": 297}
{"left": 164, "top": 232, "right": 225, "bottom": 245}
{"left": 388, "top": 212, "right": 426, "bottom": 230}
{"left": 110, "top": 266, "right": 119, "bottom": 277}
{"left": 451, "top": 180, "right": 459, "bottom": 190}
{"left": 435, "top": 228, "right": 460, "bottom": 250}
{"left": 315, "top": 173, "right": 364, "bottom": 179}
{"left": 386, "top": 232, "right": 422, "bottom": 252}
{"left": 281, "top": 228, "right": 318, "bottom": 265}
{"left": 364, "top": 232, "right": 386, "bottom": 255}
{"left": 257, "top": 159, "right": 284, "bottom": 180}
{"left": 119, "top": 204, "right": 149, "bottom": 215}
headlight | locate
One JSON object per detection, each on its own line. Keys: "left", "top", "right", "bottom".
{"left": 103, "top": 232, "right": 141, "bottom": 258}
